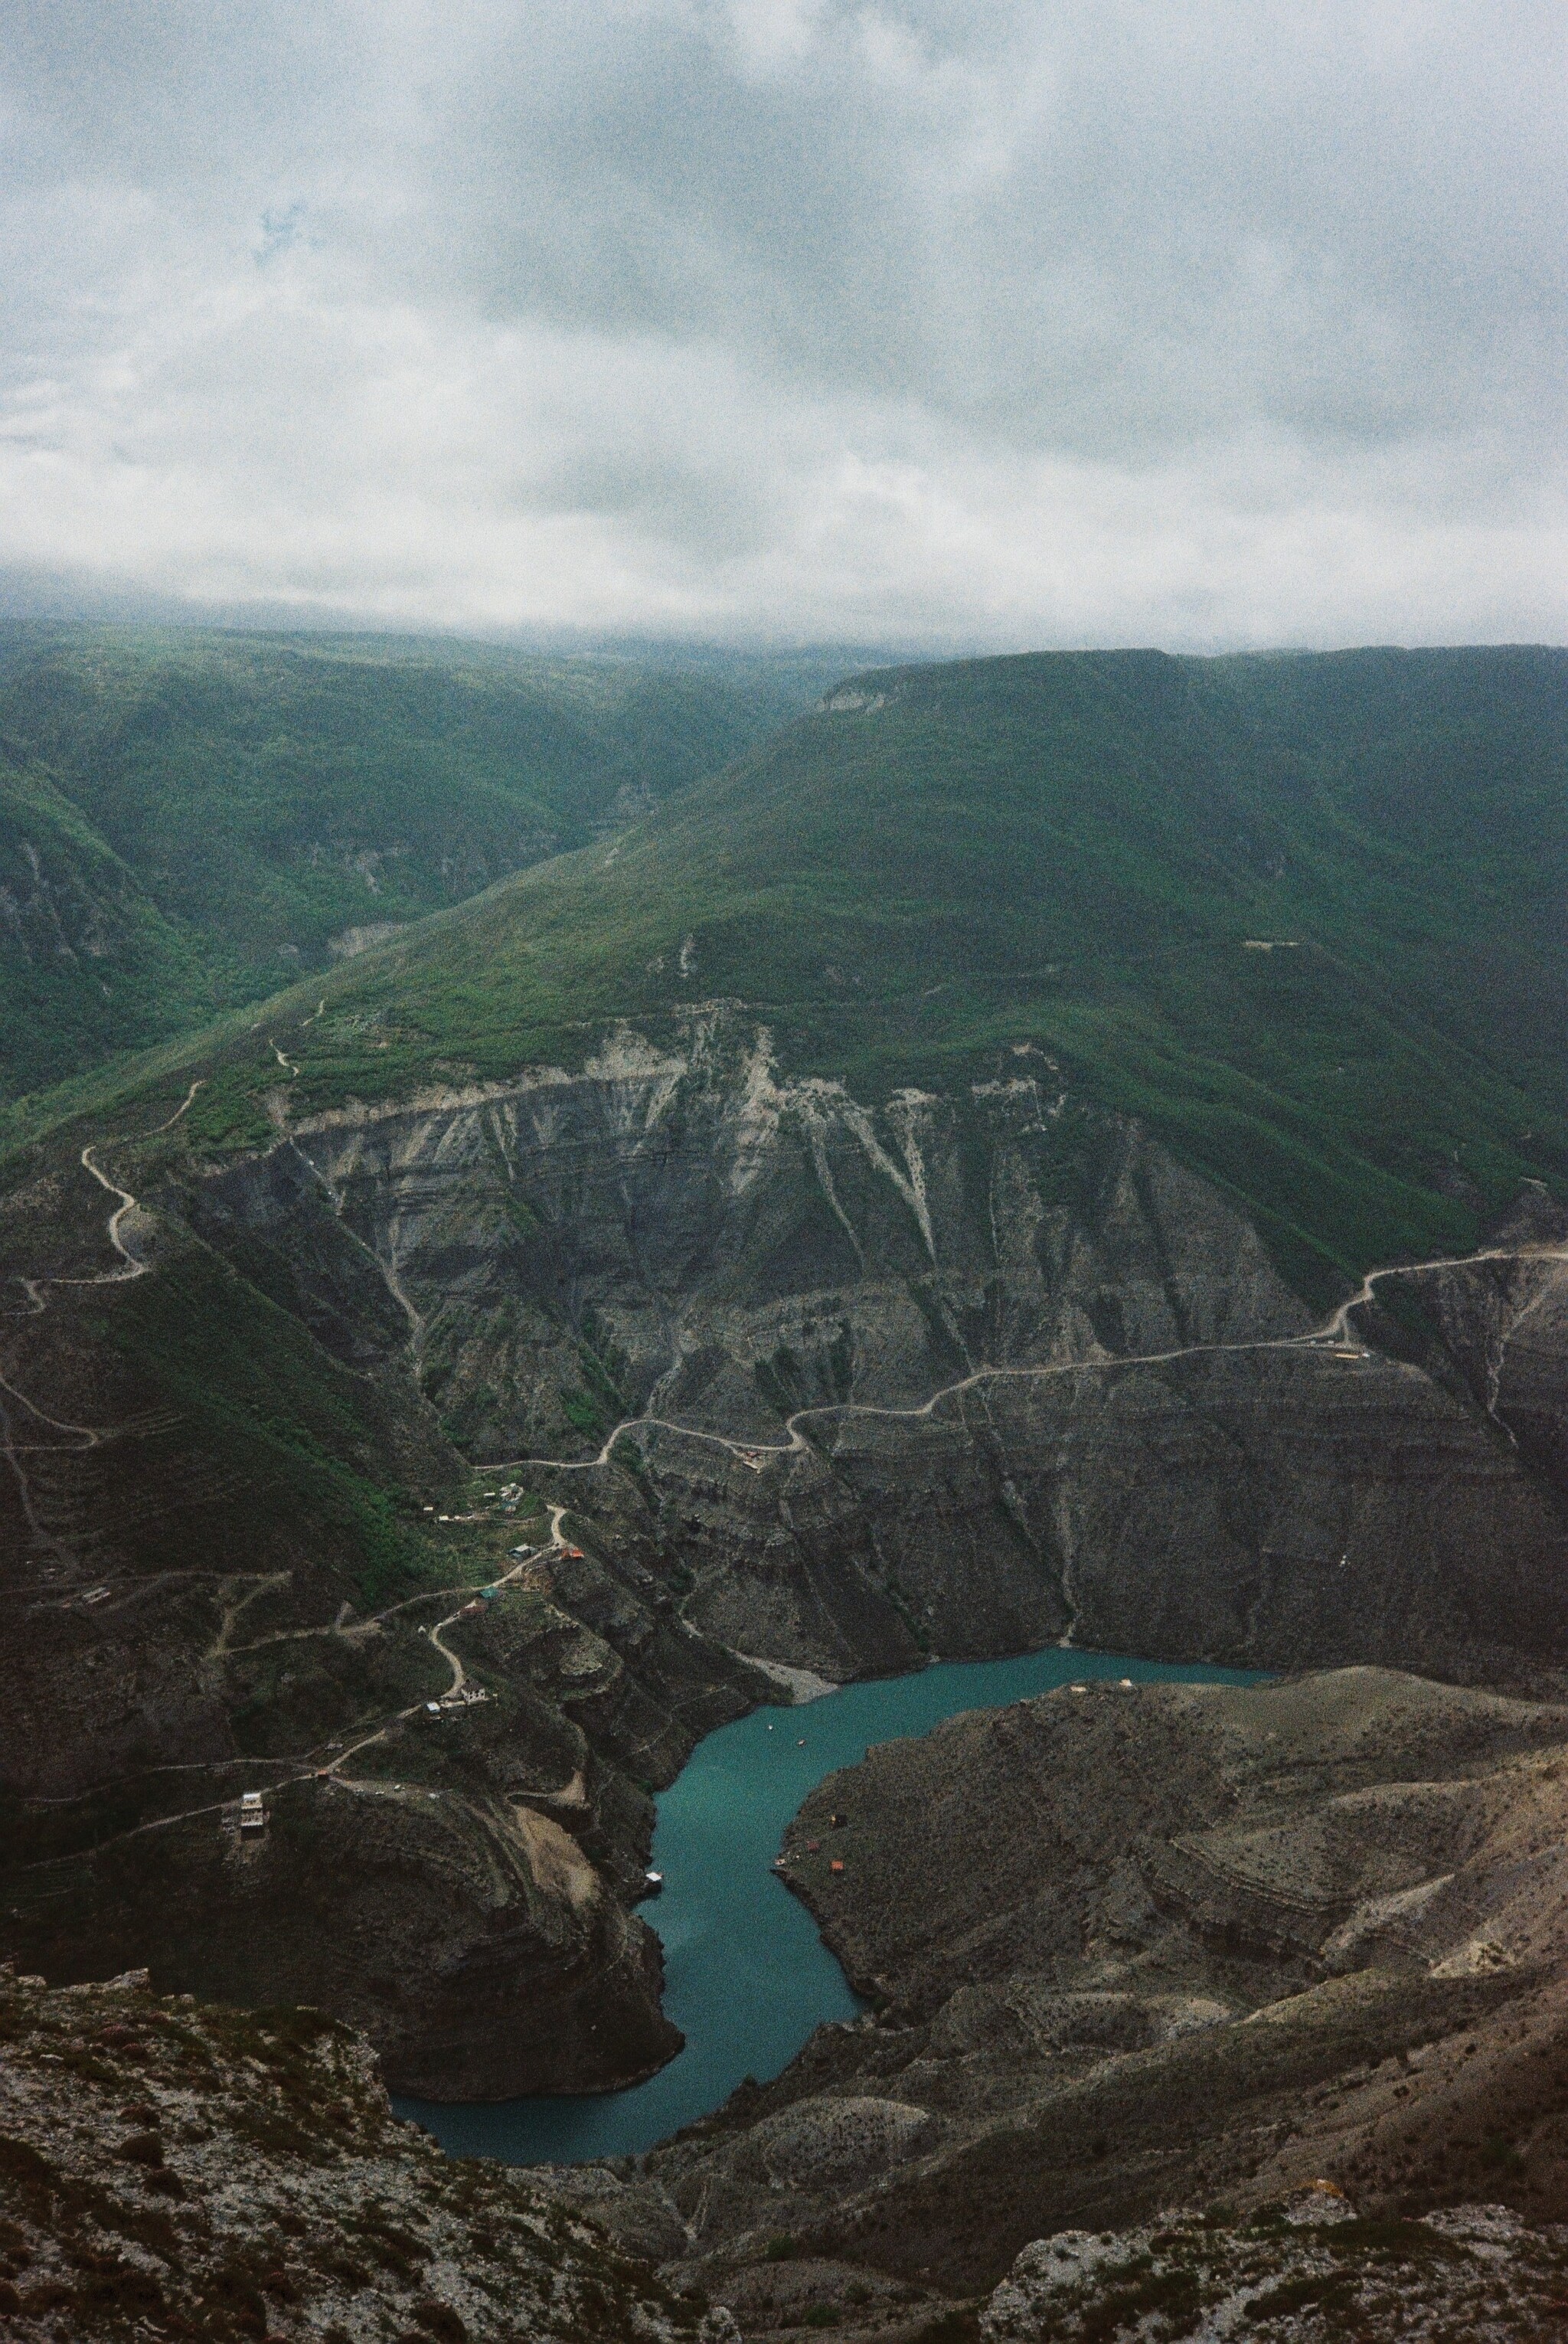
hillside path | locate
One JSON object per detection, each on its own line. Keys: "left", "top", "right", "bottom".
{"left": 479, "top": 1242, "right": 1568, "bottom": 1480}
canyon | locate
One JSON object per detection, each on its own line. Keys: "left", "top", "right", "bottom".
{"left": 7, "top": 643, "right": 1568, "bottom": 2336}
{"left": 7, "top": 1005, "right": 1568, "bottom": 2110}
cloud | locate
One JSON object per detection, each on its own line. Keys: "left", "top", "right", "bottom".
{"left": 0, "top": 0, "right": 1564, "bottom": 645}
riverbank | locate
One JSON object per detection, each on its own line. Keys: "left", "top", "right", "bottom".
{"left": 397, "top": 1643, "right": 1263, "bottom": 2164}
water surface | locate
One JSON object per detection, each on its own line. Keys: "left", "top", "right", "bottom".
{"left": 399, "top": 1643, "right": 1261, "bottom": 2164}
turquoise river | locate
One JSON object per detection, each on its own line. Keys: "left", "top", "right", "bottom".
{"left": 399, "top": 1643, "right": 1261, "bottom": 2166}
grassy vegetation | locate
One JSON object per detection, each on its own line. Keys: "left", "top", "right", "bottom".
{"left": 7, "top": 644, "right": 1568, "bottom": 1291}
{"left": 92, "top": 1228, "right": 454, "bottom": 1614}
{"left": 0, "top": 623, "right": 840, "bottom": 1100}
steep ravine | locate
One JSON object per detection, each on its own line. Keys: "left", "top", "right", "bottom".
{"left": 7, "top": 1007, "right": 1568, "bottom": 2103}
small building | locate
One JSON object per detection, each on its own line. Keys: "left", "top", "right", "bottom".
{"left": 238, "top": 1792, "right": 266, "bottom": 1835}
{"left": 642, "top": 1869, "right": 665, "bottom": 1896}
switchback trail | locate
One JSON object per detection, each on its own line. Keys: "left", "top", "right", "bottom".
{"left": 1, "top": 1083, "right": 207, "bottom": 1544}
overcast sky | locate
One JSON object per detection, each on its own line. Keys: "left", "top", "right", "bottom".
{"left": 2, "top": 1, "right": 1565, "bottom": 648}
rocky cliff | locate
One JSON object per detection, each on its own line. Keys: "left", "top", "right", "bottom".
{"left": 0, "top": 1077, "right": 769, "bottom": 2099}
{"left": 214, "top": 1009, "right": 1568, "bottom": 1685}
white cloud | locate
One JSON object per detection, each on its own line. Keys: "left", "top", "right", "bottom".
{"left": 0, "top": 0, "right": 1564, "bottom": 645}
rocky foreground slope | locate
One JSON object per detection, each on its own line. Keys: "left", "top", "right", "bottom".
{"left": 5, "top": 1963, "right": 1563, "bottom": 2344}
{"left": 981, "top": 2189, "right": 1568, "bottom": 2343}
{"left": 508, "top": 1668, "right": 1568, "bottom": 2330}
{"left": 18, "top": 1966, "right": 1566, "bottom": 2344}
{"left": 0, "top": 1963, "right": 730, "bottom": 2343}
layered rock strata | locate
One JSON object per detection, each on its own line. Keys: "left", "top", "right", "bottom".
{"left": 9, "top": 1006, "right": 1568, "bottom": 2095}
{"left": 208, "top": 1015, "right": 1568, "bottom": 1685}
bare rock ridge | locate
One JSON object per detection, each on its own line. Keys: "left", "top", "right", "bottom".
{"left": 8, "top": 1005, "right": 1568, "bottom": 2099}
{"left": 979, "top": 2192, "right": 1568, "bottom": 2342}
{"left": 535, "top": 1667, "right": 1568, "bottom": 2333}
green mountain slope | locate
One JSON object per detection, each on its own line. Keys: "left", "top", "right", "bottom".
{"left": 89, "top": 642, "right": 1563, "bottom": 1295}
{"left": 0, "top": 754, "right": 217, "bottom": 1090}
{"left": 0, "top": 626, "right": 839, "bottom": 1100}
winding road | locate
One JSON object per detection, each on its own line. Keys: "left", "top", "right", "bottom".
{"left": 0, "top": 1082, "right": 207, "bottom": 1539}
{"left": 10, "top": 1505, "right": 573, "bottom": 1870}
{"left": 477, "top": 1237, "right": 1568, "bottom": 1485}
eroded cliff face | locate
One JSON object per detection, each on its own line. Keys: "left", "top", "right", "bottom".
{"left": 201, "top": 1007, "right": 1568, "bottom": 1688}
{"left": 0, "top": 1080, "right": 765, "bottom": 2100}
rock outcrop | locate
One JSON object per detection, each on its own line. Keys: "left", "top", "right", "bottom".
{"left": 982, "top": 2192, "right": 1568, "bottom": 2343}
{"left": 0, "top": 1964, "right": 727, "bottom": 2343}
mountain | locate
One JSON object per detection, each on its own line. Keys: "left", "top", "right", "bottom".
{"left": 107, "top": 641, "right": 1568, "bottom": 1294}
{"left": 6, "top": 645, "right": 1568, "bottom": 2110}
{"left": 0, "top": 626, "right": 843, "bottom": 1102}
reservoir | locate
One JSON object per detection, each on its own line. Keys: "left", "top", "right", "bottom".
{"left": 398, "top": 1643, "right": 1261, "bottom": 2166}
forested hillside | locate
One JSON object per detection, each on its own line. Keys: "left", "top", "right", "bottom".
{"left": 0, "top": 626, "right": 839, "bottom": 1099}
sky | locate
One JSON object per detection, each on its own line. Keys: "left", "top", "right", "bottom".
{"left": 2, "top": 0, "right": 1565, "bottom": 649}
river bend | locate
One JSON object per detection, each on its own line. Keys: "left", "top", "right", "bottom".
{"left": 400, "top": 1643, "right": 1262, "bottom": 2166}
